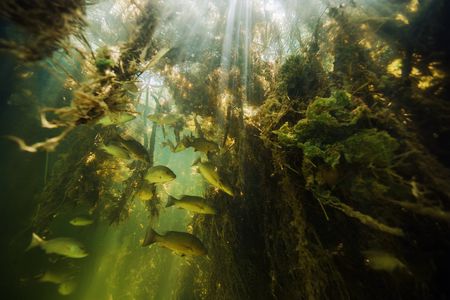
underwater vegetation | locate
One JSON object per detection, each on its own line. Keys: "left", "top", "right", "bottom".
{"left": 273, "top": 90, "right": 404, "bottom": 236}
{"left": 0, "top": 0, "right": 449, "bottom": 299}
{"left": 0, "top": 0, "right": 88, "bottom": 61}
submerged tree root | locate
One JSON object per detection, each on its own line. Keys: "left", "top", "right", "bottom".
{"left": 327, "top": 201, "right": 405, "bottom": 237}
{"left": 275, "top": 173, "right": 349, "bottom": 300}
{"left": 389, "top": 200, "right": 450, "bottom": 223}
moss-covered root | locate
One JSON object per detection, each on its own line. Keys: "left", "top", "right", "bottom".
{"left": 328, "top": 201, "right": 404, "bottom": 237}
{"left": 389, "top": 200, "right": 450, "bottom": 223}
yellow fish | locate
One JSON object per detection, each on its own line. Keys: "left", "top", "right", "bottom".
{"left": 166, "top": 195, "right": 216, "bottom": 214}
{"left": 183, "top": 136, "right": 219, "bottom": 153}
{"left": 27, "top": 233, "right": 88, "bottom": 258}
{"left": 70, "top": 217, "right": 93, "bottom": 226}
{"left": 118, "top": 135, "right": 150, "bottom": 163}
{"left": 362, "top": 250, "right": 410, "bottom": 273}
{"left": 147, "top": 113, "right": 182, "bottom": 126}
{"left": 194, "top": 160, "right": 234, "bottom": 196}
{"left": 96, "top": 112, "right": 136, "bottom": 126}
{"left": 100, "top": 142, "right": 130, "bottom": 160}
{"left": 136, "top": 182, "right": 154, "bottom": 201}
{"left": 142, "top": 228, "right": 207, "bottom": 257}
{"left": 144, "top": 165, "right": 176, "bottom": 183}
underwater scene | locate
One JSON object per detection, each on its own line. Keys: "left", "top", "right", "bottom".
{"left": 0, "top": 0, "right": 449, "bottom": 299}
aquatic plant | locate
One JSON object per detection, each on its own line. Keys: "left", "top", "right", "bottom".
{"left": 272, "top": 90, "right": 404, "bottom": 235}
{"left": 276, "top": 54, "right": 326, "bottom": 100}
{"left": 250, "top": 3, "right": 450, "bottom": 297}
{"left": 3, "top": 1, "right": 450, "bottom": 299}
{"left": 0, "top": 0, "right": 88, "bottom": 61}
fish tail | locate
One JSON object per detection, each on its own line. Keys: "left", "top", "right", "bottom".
{"left": 26, "top": 232, "right": 44, "bottom": 251}
{"left": 166, "top": 196, "right": 177, "bottom": 208}
{"left": 224, "top": 188, "right": 234, "bottom": 197}
{"left": 192, "top": 157, "right": 201, "bottom": 166}
{"left": 142, "top": 228, "right": 159, "bottom": 247}
{"left": 219, "top": 180, "right": 234, "bottom": 196}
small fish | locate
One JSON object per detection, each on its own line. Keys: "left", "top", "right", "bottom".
{"left": 70, "top": 217, "right": 93, "bottom": 226}
{"left": 38, "top": 270, "right": 77, "bottom": 295}
{"left": 362, "top": 250, "right": 409, "bottom": 273}
{"left": 118, "top": 135, "right": 150, "bottom": 163}
{"left": 39, "top": 270, "right": 72, "bottom": 284}
{"left": 194, "top": 160, "right": 234, "bottom": 196}
{"left": 58, "top": 280, "right": 77, "bottom": 295}
{"left": 96, "top": 112, "right": 136, "bottom": 126}
{"left": 183, "top": 136, "right": 219, "bottom": 153}
{"left": 147, "top": 113, "right": 182, "bottom": 126}
{"left": 166, "top": 195, "right": 216, "bottom": 215}
{"left": 100, "top": 142, "right": 130, "bottom": 160}
{"left": 27, "top": 233, "right": 88, "bottom": 258}
{"left": 136, "top": 182, "right": 154, "bottom": 201}
{"left": 144, "top": 165, "right": 176, "bottom": 183}
{"left": 142, "top": 228, "right": 207, "bottom": 257}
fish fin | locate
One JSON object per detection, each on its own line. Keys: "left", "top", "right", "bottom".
{"left": 142, "top": 228, "right": 158, "bottom": 247}
{"left": 192, "top": 157, "right": 201, "bottom": 166}
{"left": 166, "top": 196, "right": 177, "bottom": 208}
{"left": 26, "top": 233, "right": 44, "bottom": 251}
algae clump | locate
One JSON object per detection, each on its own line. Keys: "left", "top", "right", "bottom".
{"left": 273, "top": 91, "right": 402, "bottom": 235}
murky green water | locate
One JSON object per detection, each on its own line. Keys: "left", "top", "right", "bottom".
{"left": 1, "top": 0, "right": 450, "bottom": 299}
